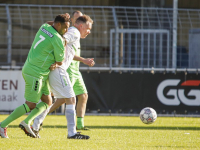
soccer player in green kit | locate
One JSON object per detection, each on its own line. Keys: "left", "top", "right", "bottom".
{"left": 32, "top": 14, "right": 94, "bottom": 139}
{"left": 44, "top": 11, "right": 93, "bottom": 130}
{"left": 69, "top": 11, "right": 92, "bottom": 130}
{"left": 0, "top": 14, "right": 70, "bottom": 138}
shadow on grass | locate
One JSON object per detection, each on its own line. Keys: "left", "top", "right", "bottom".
{"left": 154, "top": 146, "right": 194, "bottom": 148}
{"left": 9, "top": 125, "right": 200, "bottom": 130}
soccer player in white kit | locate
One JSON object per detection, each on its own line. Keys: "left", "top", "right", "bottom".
{"left": 32, "top": 15, "right": 94, "bottom": 139}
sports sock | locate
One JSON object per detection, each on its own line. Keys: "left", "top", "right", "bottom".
{"left": 0, "top": 104, "right": 30, "bottom": 128}
{"left": 24, "top": 102, "right": 49, "bottom": 125}
{"left": 32, "top": 105, "right": 52, "bottom": 131}
{"left": 65, "top": 104, "right": 76, "bottom": 137}
{"left": 77, "top": 117, "right": 84, "bottom": 129}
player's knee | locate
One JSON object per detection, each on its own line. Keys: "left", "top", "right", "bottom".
{"left": 79, "top": 93, "right": 88, "bottom": 103}
{"left": 41, "top": 99, "right": 52, "bottom": 106}
{"left": 71, "top": 97, "right": 76, "bottom": 105}
{"left": 63, "top": 97, "right": 75, "bottom": 105}
{"left": 47, "top": 101, "right": 52, "bottom": 106}
{"left": 83, "top": 93, "right": 88, "bottom": 101}
{"left": 41, "top": 94, "right": 52, "bottom": 106}
{"left": 25, "top": 101, "right": 36, "bottom": 110}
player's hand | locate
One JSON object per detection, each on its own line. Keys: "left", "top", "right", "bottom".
{"left": 50, "top": 63, "right": 57, "bottom": 71}
{"left": 65, "top": 13, "right": 70, "bottom": 19}
{"left": 83, "top": 58, "right": 95, "bottom": 67}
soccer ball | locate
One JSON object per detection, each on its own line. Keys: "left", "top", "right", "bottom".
{"left": 139, "top": 107, "right": 157, "bottom": 124}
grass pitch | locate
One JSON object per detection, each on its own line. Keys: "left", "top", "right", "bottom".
{"left": 0, "top": 115, "right": 200, "bottom": 150}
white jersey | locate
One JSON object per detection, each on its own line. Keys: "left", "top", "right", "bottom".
{"left": 59, "top": 26, "right": 80, "bottom": 71}
{"left": 49, "top": 27, "right": 80, "bottom": 98}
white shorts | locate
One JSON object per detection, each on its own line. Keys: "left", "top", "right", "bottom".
{"left": 49, "top": 67, "right": 75, "bottom": 98}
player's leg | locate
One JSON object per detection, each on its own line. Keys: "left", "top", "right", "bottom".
{"left": 76, "top": 93, "right": 88, "bottom": 118}
{"left": 49, "top": 68, "right": 89, "bottom": 139}
{"left": 32, "top": 97, "right": 76, "bottom": 138}
{"left": 49, "top": 99, "right": 65, "bottom": 113}
{"left": 72, "top": 76, "right": 88, "bottom": 130}
{"left": 23, "top": 94, "right": 51, "bottom": 124}
{"left": 32, "top": 98, "right": 65, "bottom": 130}
{"left": 19, "top": 78, "right": 51, "bottom": 138}
{"left": 0, "top": 103, "right": 31, "bottom": 138}
{"left": 32, "top": 67, "right": 65, "bottom": 133}
{"left": 32, "top": 104, "right": 52, "bottom": 133}
{"left": 0, "top": 73, "right": 37, "bottom": 138}
{"left": 32, "top": 68, "right": 64, "bottom": 133}
{"left": 76, "top": 93, "right": 88, "bottom": 130}
{"left": 51, "top": 69, "right": 79, "bottom": 137}
{"left": 33, "top": 92, "right": 56, "bottom": 132}
{"left": 64, "top": 97, "right": 76, "bottom": 137}
{"left": 31, "top": 98, "right": 66, "bottom": 138}
{"left": 20, "top": 94, "right": 51, "bottom": 138}
{"left": 65, "top": 97, "right": 89, "bottom": 139}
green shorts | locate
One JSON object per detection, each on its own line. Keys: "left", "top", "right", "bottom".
{"left": 70, "top": 74, "right": 87, "bottom": 96}
{"left": 22, "top": 73, "right": 51, "bottom": 103}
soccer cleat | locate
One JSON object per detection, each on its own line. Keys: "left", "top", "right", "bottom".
{"left": 0, "top": 123, "right": 9, "bottom": 138}
{"left": 19, "top": 121, "right": 36, "bottom": 138}
{"left": 31, "top": 126, "right": 40, "bottom": 138}
{"left": 67, "top": 132, "right": 90, "bottom": 140}
{"left": 76, "top": 126, "right": 90, "bottom": 130}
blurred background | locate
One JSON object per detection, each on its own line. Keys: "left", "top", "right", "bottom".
{"left": 2, "top": 0, "right": 200, "bottom": 68}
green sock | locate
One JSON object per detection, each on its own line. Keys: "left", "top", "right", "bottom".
{"left": 77, "top": 117, "right": 84, "bottom": 129}
{"left": 1, "top": 104, "right": 30, "bottom": 128}
{"left": 24, "top": 102, "right": 48, "bottom": 125}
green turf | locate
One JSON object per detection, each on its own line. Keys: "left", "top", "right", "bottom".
{"left": 0, "top": 115, "right": 200, "bottom": 150}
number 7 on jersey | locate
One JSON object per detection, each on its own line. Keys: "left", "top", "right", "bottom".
{"left": 34, "top": 35, "right": 45, "bottom": 49}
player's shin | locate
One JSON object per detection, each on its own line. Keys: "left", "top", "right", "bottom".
{"left": 24, "top": 102, "right": 49, "bottom": 125}
{"left": 1, "top": 104, "right": 30, "bottom": 128}
{"left": 65, "top": 104, "right": 76, "bottom": 137}
{"left": 32, "top": 105, "right": 52, "bottom": 131}
{"left": 77, "top": 117, "right": 84, "bottom": 129}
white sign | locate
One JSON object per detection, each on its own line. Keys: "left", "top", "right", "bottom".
{"left": 157, "top": 79, "right": 200, "bottom": 106}
{"left": 0, "top": 70, "right": 25, "bottom": 111}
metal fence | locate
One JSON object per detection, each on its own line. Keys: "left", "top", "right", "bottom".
{"left": 0, "top": 4, "right": 200, "bottom": 71}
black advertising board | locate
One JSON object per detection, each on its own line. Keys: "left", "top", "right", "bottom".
{"left": 82, "top": 72, "right": 200, "bottom": 114}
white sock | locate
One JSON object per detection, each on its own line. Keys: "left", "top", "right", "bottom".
{"left": 32, "top": 104, "right": 52, "bottom": 131}
{"left": 65, "top": 104, "right": 76, "bottom": 137}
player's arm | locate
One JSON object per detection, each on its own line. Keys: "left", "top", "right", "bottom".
{"left": 73, "top": 55, "right": 95, "bottom": 67}
{"left": 52, "top": 38, "right": 66, "bottom": 69}
{"left": 63, "top": 24, "right": 95, "bottom": 66}
{"left": 50, "top": 62, "right": 63, "bottom": 71}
